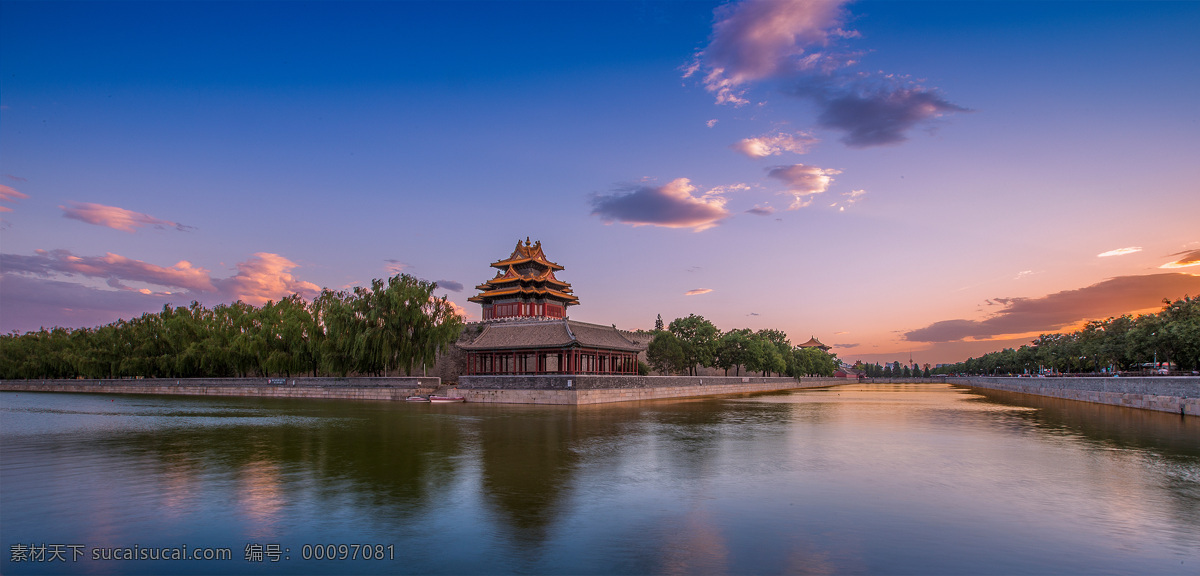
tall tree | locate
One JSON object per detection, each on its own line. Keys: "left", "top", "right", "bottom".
{"left": 715, "top": 328, "right": 752, "bottom": 376}
{"left": 668, "top": 314, "right": 719, "bottom": 375}
{"left": 647, "top": 330, "right": 688, "bottom": 375}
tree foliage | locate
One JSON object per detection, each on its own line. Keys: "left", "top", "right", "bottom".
{"left": 0, "top": 274, "right": 463, "bottom": 379}
{"left": 668, "top": 314, "right": 719, "bottom": 376}
{"left": 645, "top": 316, "right": 839, "bottom": 378}
{"left": 646, "top": 330, "right": 689, "bottom": 375}
{"left": 933, "top": 296, "right": 1200, "bottom": 375}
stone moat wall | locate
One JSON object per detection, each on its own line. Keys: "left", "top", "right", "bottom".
{"left": 0, "top": 377, "right": 441, "bottom": 402}
{"left": 452, "top": 375, "right": 837, "bottom": 404}
{"left": 951, "top": 376, "right": 1200, "bottom": 416}
{"left": 1, "top": 376, "right": 839, "bottom": 405}
{"left": 9, "top": 375, "right": 1193, "bottom": 413}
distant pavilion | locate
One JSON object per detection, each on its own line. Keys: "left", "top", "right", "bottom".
{"left": 459, "top": 239, "right": 644, "bottom": 375}
{"left": 797, "top": 336, "right": 831, "bottom": 352}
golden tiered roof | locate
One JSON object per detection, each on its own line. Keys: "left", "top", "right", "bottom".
{"left": 798, "top": 336, "right": 831, "bottom": 351}
{"left": 488, "top": 237, "right": 564, "bottom": 270}
{"left": 468, "top": 238, "right": 579, "bottom": 306}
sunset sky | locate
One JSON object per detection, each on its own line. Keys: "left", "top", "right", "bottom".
{"left": 2, "top": 1, "right": 1198, "bottom": 365}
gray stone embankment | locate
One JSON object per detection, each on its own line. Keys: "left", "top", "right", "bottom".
{"left": 951, "top": 376, "right": 1199, "bottom": 416}
{"left": 0, "top": 377, "right": 440, "bottom": 402}
{"left": 452, "top": 375, "right": 842, "bottom": 404}
{"left": 0, "top": 375, "right": 843, "bottom": 405}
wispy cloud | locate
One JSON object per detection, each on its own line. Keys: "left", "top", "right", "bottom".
{"left": 685, "top": 288, "right": 713, "bottom": 296}
{"left": 0, "top": 274, "right": 171, "bottom": 332}
{"left": 690, "top": 0, "right": 854, "bottom": 106}
{"left": 691, "top": 0, "right": 966, "bottom": 148}
{"left": 732, "top": 132, "right": 818, "bottom": 158}
{"left": 384, "top": 259, "right": 410, "bottom": 274}
{"left": 2, "top": 249, "right": 216, "bottom": 292}
{"left": 904, "top": 273, "right": 1200, "bottom": 343}
{"left": 435, "top": 279, "right": 464, "bottom": 292}
{"left": 1097, "top": 246, "right": 1142, "bottom": 258}
{"left": 766, "top": 164, "right": 840, "bottom": 209}
{"left": 1160, "top": 249, "right": 1200, "bottom": 269}
{"left": 2, "top": 249, "right": 320, "bottom": 308}
{"left": 745, "top": 204, "right": 776, "bottom": 216}
{"left": 590, "top": 178, "right": 731, "bottom": 231}
{"left": 60, "top": 201, "right": 193, "bottom": 233}
{"left": 4, "top": 175, "right": 29, "bottom": 182}
{"left": 0, "top": 185, "right": 29, "bottom": 212}
{"left": 706, "top": 119, "right": 719, "bottom": 128}
{"left": 830, "top": 188, "right": 866, "bottom": 211}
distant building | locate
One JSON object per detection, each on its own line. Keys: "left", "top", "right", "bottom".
{"left": 458, "top": 239, "right": 645, "bottom": 375}
{"left": 834, "top": 364, "right": 863, "bottom": 379}
{"left": 797, "top": 336, "right": 831, "bottom": 352}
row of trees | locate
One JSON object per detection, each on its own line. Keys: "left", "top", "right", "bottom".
{"left": 646, "top": 314, "right": 840, "bottom": 378}
{"left": 860, "top": 362, "right": 932, "bottom": 379}
{"left": 933, "top": 296, "right": 1200, "bottom": 375}
{"left": 0, "top": 274, "right": 464, "bottom": 380}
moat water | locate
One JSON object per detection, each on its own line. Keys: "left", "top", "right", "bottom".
{"left": 2, "top": 383, "right": 1197, "bottom": 575}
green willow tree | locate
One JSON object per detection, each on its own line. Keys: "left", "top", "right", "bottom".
{"left": 0, "top": 273, "right": 463, "bottom": 379}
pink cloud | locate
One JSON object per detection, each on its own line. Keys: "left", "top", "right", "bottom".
{"left": 0, "top": 274, "right": 170, "bottom": 333}
{"left": 590, "top": 178, "right": 731, "bottom": 232}
{"left": 695, "top": 0, "right": 852, "bottom": 105}
{"left": 384, "top": 259, "right": 410, "bottom": 274}
{"left": 60, "top": 201, "right": 193, "bottom": 233}
{"left": 766, "top": 164, "right": 840, "bottom": 209}
{"left": 685, "top": 288, "right": 713, "bottom": 296}
{"left": 445, "top": 300, "right": 470, "bottom": 321}
{"left": 3, "top": 249, "right": 321, "bottom": 306}
{"left": 691, "top": 1, "right": 966, "bottom": 148}
{"left": 732, "top": 132, "right": 819, "bottom": 158}
{"left": 2, "top": 249, "right": 325, "bottom": 330}
{"left": 215, "top": 253, "right": 320, "bottom": 306}
{"left": 2, "top": 249, "right": 215, "bottom": 291}
{"left": 0, "top": 184, "right": 29, "bottom": 212}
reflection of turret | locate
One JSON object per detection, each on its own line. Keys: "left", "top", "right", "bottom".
{"left": 476, "top": 407, "right": 583, "bottom": 548}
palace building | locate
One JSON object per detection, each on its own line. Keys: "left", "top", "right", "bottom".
{"left": 458, "top": 239, "right": 645, "bottom": 376}
{"left": 468, "top": 238, "right": 579, "bottom": 320}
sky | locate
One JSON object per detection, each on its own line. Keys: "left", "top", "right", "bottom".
{"left": 2, "top": 0, "right": 1198, "bottom": 366}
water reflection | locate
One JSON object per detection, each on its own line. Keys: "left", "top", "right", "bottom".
{"left": 2, "top": 386, "right": 1197, "bottom": 575}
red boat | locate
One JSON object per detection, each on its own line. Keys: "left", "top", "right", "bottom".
{"left": 428, "top": 395, "right": 466, "bottom": 403}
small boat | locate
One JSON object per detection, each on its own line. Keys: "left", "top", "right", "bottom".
{"left": 405, "top": 396, "right": 430, "bottom": 402}
{"left": 428, "top": 395, "right": 466, "bottom": 403}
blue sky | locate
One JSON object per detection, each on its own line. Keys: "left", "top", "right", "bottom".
{"left": 3, "top": 1, "right": 1198, "bottom": 365}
